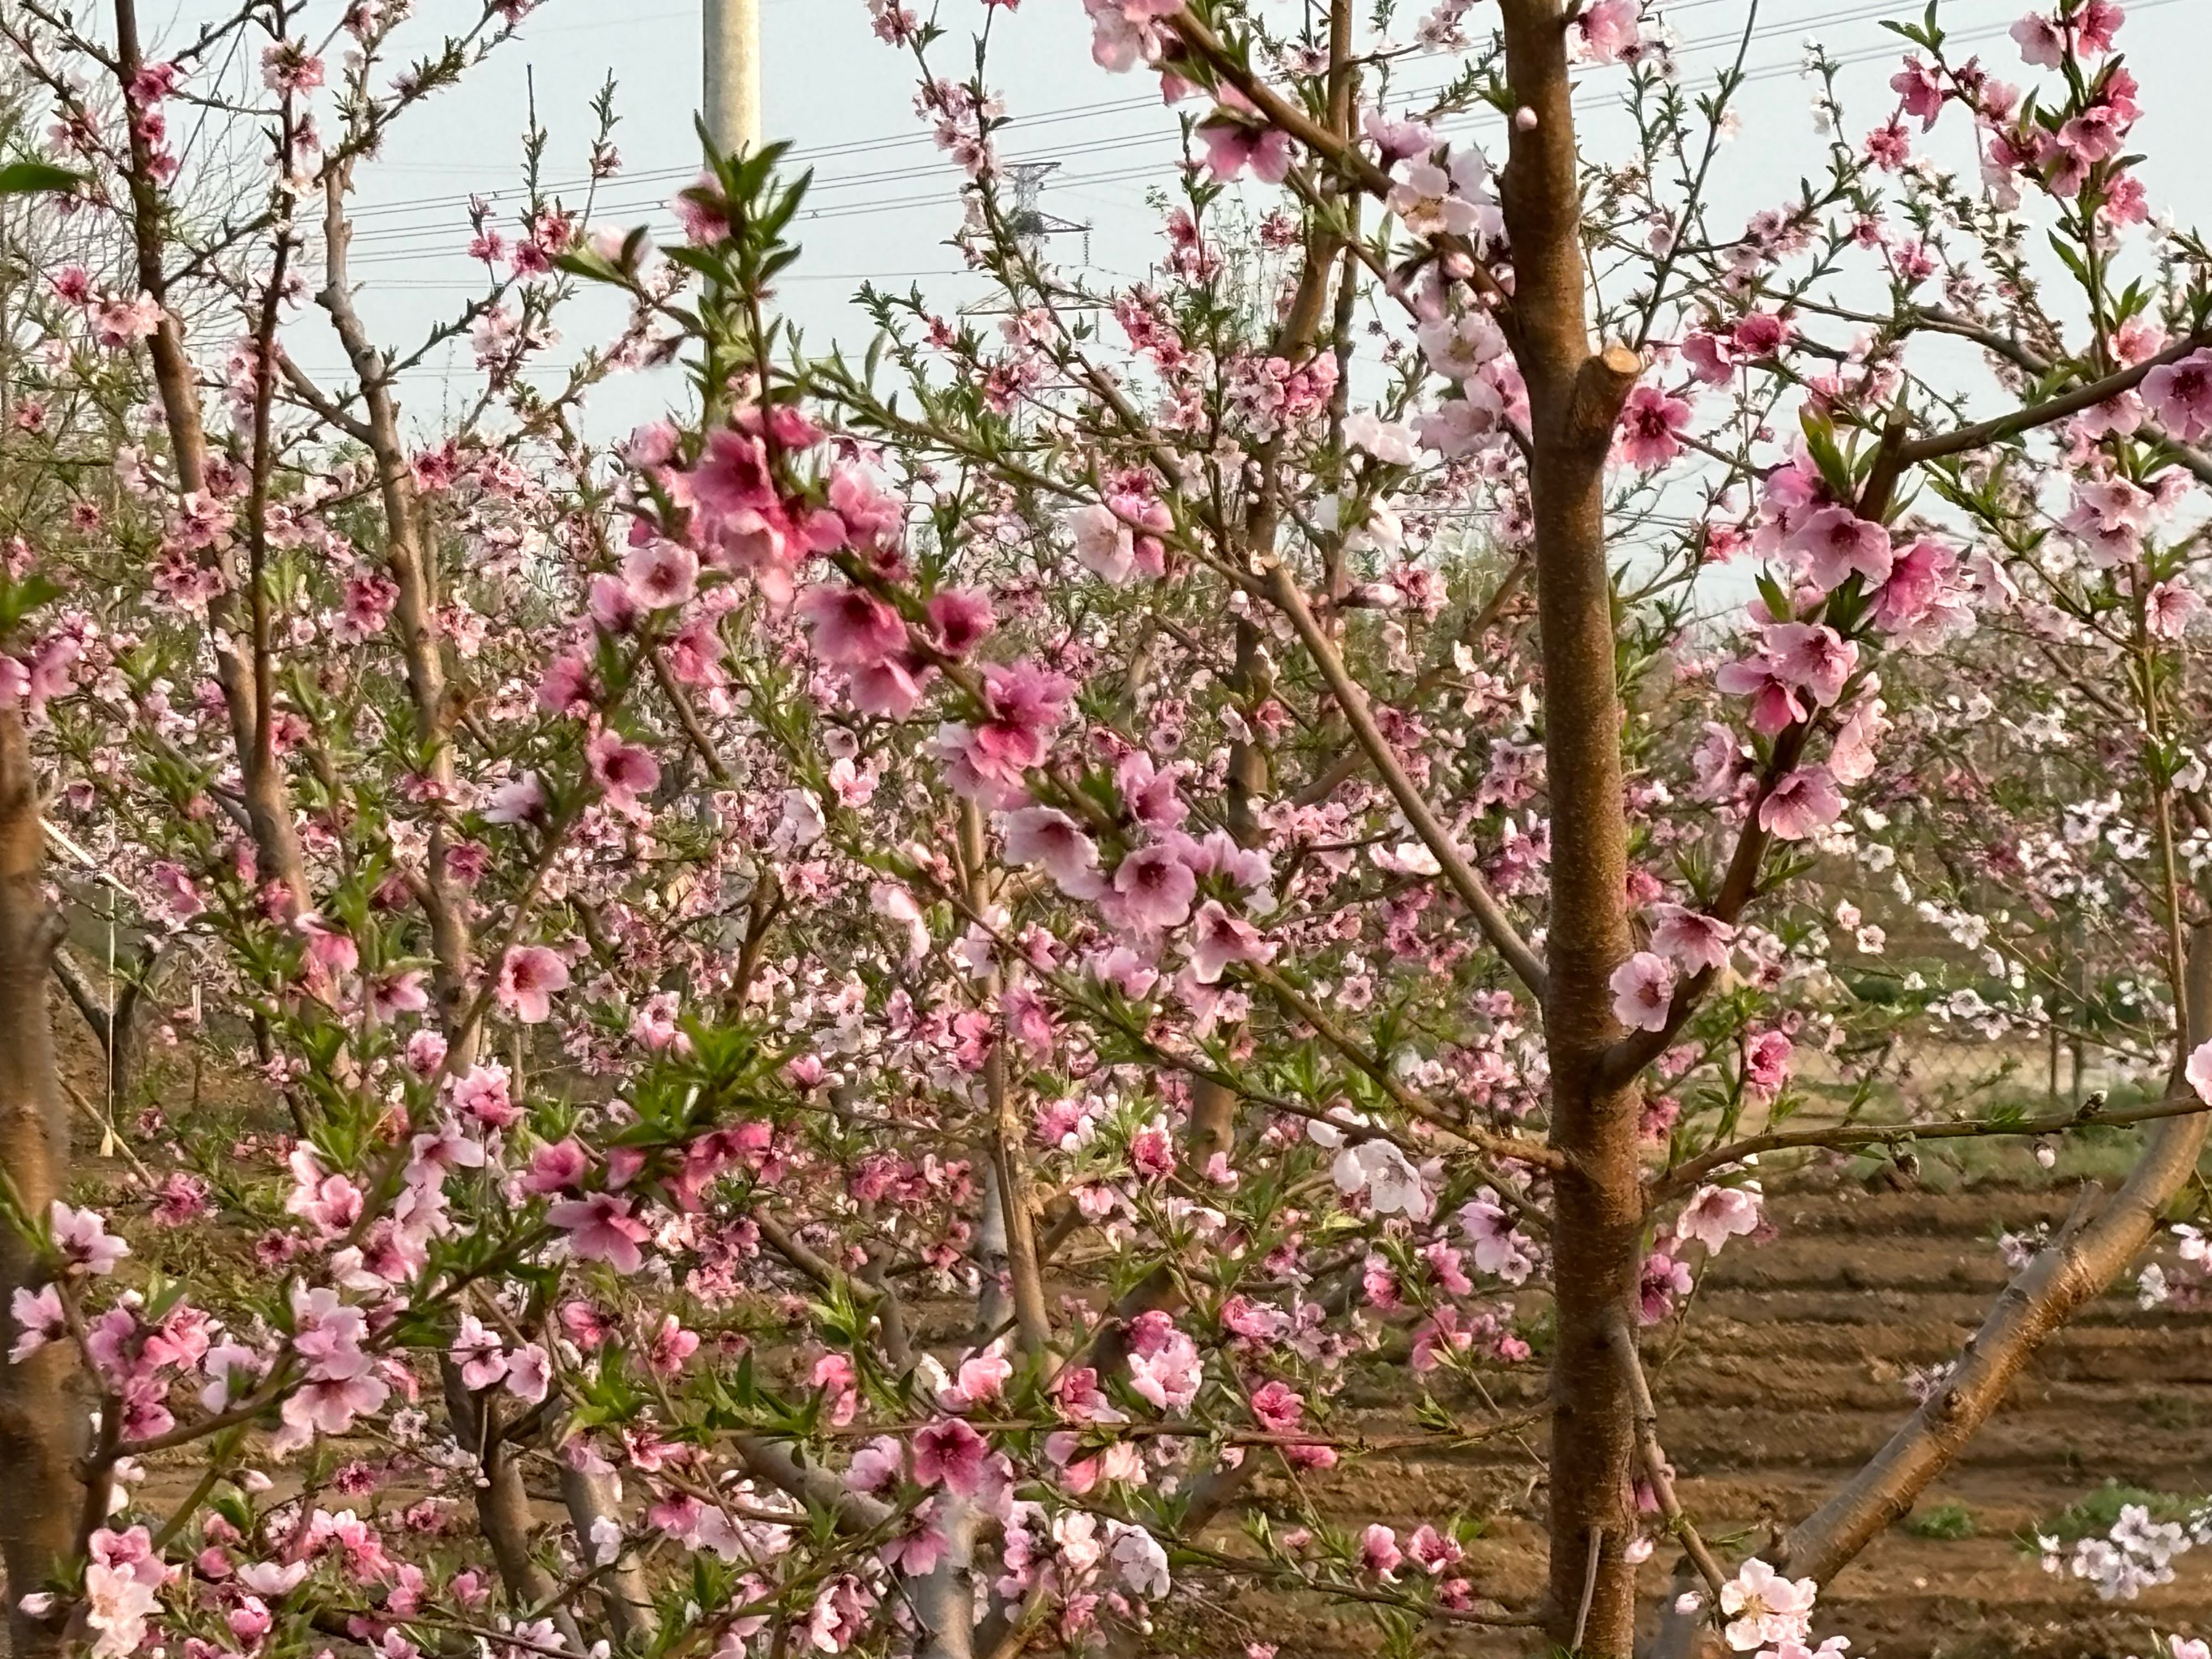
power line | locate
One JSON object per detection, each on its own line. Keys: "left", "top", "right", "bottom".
{"left": 345, "top": 0, "right": 2151, "bottom": 272}
{"left": 332, "top": 0, "right": 1968, "bottom": 241}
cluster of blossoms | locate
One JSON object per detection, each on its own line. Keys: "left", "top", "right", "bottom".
{"left": 2040, "top": 1502, "right": 2212, "bottom": 1601}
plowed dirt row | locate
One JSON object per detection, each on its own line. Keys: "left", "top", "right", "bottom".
{"left": 1167, "top": 1182, "right": 2212, "bottom": 1659}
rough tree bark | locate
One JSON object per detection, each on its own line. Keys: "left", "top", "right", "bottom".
{"left": 1491, "top": 2, "right": 1646, "bottom": 1651}
{"left": 0, "top": 710, "right": 81, "bottom": 1659}
{"left": 53, "top": 940, "right": 157, "bottom": 1111}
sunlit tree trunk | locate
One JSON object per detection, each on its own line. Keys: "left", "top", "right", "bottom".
{"left": 0, "top": 708, "right": 79, "bottom": 1659}
{"left": 1494, "top": 2, "right": 1646, "bottom": 1649}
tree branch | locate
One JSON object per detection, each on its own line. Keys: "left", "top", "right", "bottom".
{"left": 1608, "top": 1316, "right": 1728, "bottom": 1601}
{"left": 1772, "top": 921, "right": 2212, "bottom": 1584}
{"left": 1246, "top": 961, "right": 1565, "bottom": 1170}
{"left": 1263, "top": 562, "right": 1549, "bottom": 1000}
{"left": 1897, "top": 327, "right": 2210, "bottom": 467}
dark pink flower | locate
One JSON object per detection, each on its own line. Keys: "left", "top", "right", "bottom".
{"left": 1616, "top": 384, "right": 1692, "bottom": 467}
{"left": 912, "top": 1418, "right": 991, "bottom": 1495}
{"left": 798, "top": 584, "right": 907, "bottom": 667}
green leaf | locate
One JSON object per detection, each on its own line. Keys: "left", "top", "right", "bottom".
{"left": 0, "top": 161, "right": 80, "bottom": 195}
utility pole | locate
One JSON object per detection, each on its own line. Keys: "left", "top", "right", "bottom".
{"left": 703, "top": 0, "right": 761, "bottom": 154}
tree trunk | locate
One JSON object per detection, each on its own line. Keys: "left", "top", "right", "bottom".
{"left": 1494, "top": 2, "right": 1646, "bottom": 1650}
{"left": 557, "top": 1462, "right": 656, "bottom": 1646}
{"left": 0, "top": 710, "right": 81, "bottom": 1659}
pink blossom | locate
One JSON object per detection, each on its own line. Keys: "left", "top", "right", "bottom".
{"left": 1199, "top": 115, "right": 1292, "bottom": 184}
{"left": 1731, "top": 310, "right": 1792, "bottom": 358}
{"left": 1891, "top": 55, "right": 1945, "bottom": 128}
{"left": 824, "top": 464, "right": 905, "bottom": 553}
{"left": 943, "top": 1348, "right": 1011, "bottom": 1410}
{"left": 1765, "top": 622, "right": 1857, "bottom": 706}
{"left": 450, "top": 1314, "right": 508, "bottom": 1390}
{"left": 924, "top": 589, "right": 994, "bottom": 655}
{"left": 547, "top": 1192, "right": 651, "bottom": 1274}
{"left": 1609, "top": 951, "right": 1676, "bottom": 1033}
{"left": 1404, "top": 1306, "right": 1468, "bottom": 1371}
{"left": 587, "top": 730, "right": 661, "bottom": 808}
{"left": 2010, "top": 12, "right": 2065, "bottom": 66}
{"left": 805, "top": 1576, "right": 873, "bottom": 1654}
{"left": 798, "top": 584, "right": 907, "bottom": 667}
{"left": 2141, "top": 579, "right": 2194, "bottom": 641}
{"left": 9, "top": 1282, "right": 64, "bottom": 1361}
{"left": 1681, "top": 331, "right": 1735, "bottom": 385}
{"left": 1758, "top": 766, "right": 1844, "bottom": 842}
{"left": 1831, "top": 702, "right": 1889, "bottom": 791}
{"left": 51, "top": 1200, "right": 129, "bottom": 1275}
{"left": 945, "top": 661, "right": 1072, "bottom": 800}
{"left": 538, "top": 654, "right": 597, "bottom": 714}
{"left": 1677, "top": 1183, "right": 1763, "bottom": 1255}
{"left": 1387, "top": 159, "right": 1488, "bottom": 241}
{"left": 297, "top": 915, "right": 359, "bottom": 980}
{"left": 370, "top": 970, "right": 429, "bottom": 1023}
{"left": 523, "top": 1138, "right": 591, "bottom": 1196}
{"left": 1616, "top": 384, "right": 1692, "bottom": 467}
{"left": 496, "top": 945, "right": 570, "bottom": 1025}
{"left": 1125, "top": 1310, "right": 1202, "bottom": 1410}
{"left": 1248, "top": 1378, "right": 1304, "bottom": 1433}
{"left": 1719, "top": 1556, "right": 1817, "bottom": 1651}
{"left": 1112, "top": 843, "right": 1198, "bottom": 932}
{"left": 1715, "top": 653, "right": 1807, "bottom": 737}
{"left": 451, "top": 1062, "right": 521, "bottom": 1130}
{"left": 235, "top": 1562, "right": 307, "bottom": 1598}
{"left": 1083, "top": 0, "right": 1181, "bottom": 73}
{"left": 621, "top": 540, "right": 698, "bottom": 610}
{"left": 83, "top": 1529, "right": 164, "bottom": 1659}
{"left": 1129, "top": 1122, "right": 1175, "bottom": 1179}
{"left": 1345, "top": 409, "right": 1418, "bottom": 465}
{"left": 260, "top": 41, "right": 324, "bottom": 93}
{"left": 285, "top": 1148, "right": 363, "bottom": 1235}
{"left": 92, "top": 293, "right": 162, "bottom": 350}
{"left": 1872, "top": 537, "right": 1958, "bottom": 633}
{"left": 1333, "top": 1137, "right": 1428, "bottom": 1218}
{"left": 1638, "top": 1252, "right": 1693, "bottom": 1324}
{"left": 681, "top": 428, "right": 775, "bottom": 521}
{"left": 1576, "top": 0, "right": 1642, "bottom": 62}
{"left": 484, "top": 774, "right": 549, "bottom": 827}
{"left": 1187, "top": 900, "right": 1271, "bottom": 983}
{"left": 504, "top": 1343, "right": 552, "bottom": 1404}
{"left": 1003, "top": 807, "right": 1103, "bottom": 896}
{"left": 912, "top": 1418, "right": 992, "bottom": 1495}
{"left": 1744, "top": 1030, "right": 1794, "bottom": 1097}
{"left": 849, "top": 655, "right": 931, "bottom": 719}
{"left": 2076, "top": 0, "right": 2126, "bottom": 56}
{"left": 1068, "top": 503, "right": 1137, "bottom": 582}
{"left": 148, "top": 861, "right": 205, "bottom": 922}
{"left": 1362, "top": 1523, "right": 1403, "bottom": 1578}
{"left": 1408, "top": 1525, "right": 1463, "bottom": 1574}
{"left": 1650, "top": 905, "right": 1735, "bottom": 974}
{"left": 279, "top": 1369, "right": 390, "bottom": 1443}
{"left": 1459, "top": 1189, "right": 1534, "bottom": 1284}
{"left": 2186, "top": 1038, "right": 2212, "bottom": 1104}
{"left": 1791, "top": 505, "right": 1894, "bottom": 591}
{"left": 2142, "top": 349, "right": 2212, "bottom": 441}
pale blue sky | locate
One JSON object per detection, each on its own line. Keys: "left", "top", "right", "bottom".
{"left": 137, "top": 0, "right": 2212, "bottom": 439}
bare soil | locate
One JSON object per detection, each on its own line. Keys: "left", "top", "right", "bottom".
{"left": 1168, "top": 1179, "right": 2212, "bottom": 1659}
